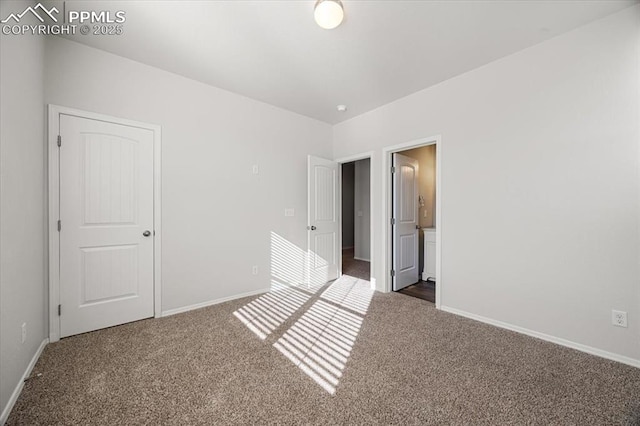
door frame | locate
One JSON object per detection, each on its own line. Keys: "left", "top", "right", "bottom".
{"left": 47, "top": 105, "right": 162, "bottom": 342}
{"left": 383, "top": 136, "right": 442, "bottom": 307}
{"left": 335, "top": 151, "right": 375, "bottom": 290}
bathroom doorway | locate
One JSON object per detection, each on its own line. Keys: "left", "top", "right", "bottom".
{"left": 387, "top": 140, "right": 439, "bottom": 304}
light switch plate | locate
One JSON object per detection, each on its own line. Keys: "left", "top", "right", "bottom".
{"left": 285, "top": 208, "right": 295, "bottom": 217}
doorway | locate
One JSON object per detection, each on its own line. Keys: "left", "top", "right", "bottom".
{"left": 386, "top": 138, "right": 440, "bottom": 305}
{"left": 48, "top": 106, "right": 162, "bottom": 342}
{"left": 340, "top": 159, "right": 371, "bottom": 281}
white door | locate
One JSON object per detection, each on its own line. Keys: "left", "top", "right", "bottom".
{"left": 392, "top": 153, "right": 419, "bottom": 290}
{"left": 59, "top": 114, "right": 155, "bottom": 338}
{"left": 307, "top": 155, "right": 340, "bottom": 288}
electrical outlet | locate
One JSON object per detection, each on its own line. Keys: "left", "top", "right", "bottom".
{"left": 612, "top": 310, "right": 627, "bottom": 328}
{"left": 252, "top": 265, "right": 258, "bottom": 275}
{"left": 284, "top": 208, "right": 294, "bottom": 217}
{"left": 21, "top": 323, "right": 27, "bottom": 344}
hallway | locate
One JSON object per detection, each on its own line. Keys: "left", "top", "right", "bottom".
{"left": 342, "top": 248, "right": 370, "bottom": 281}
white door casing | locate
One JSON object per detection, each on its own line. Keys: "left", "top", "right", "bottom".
{"left": 58, "top": 114, "right": 155, "bottom": 338}
{"left": 308, "top": 155, "right": 340, "bottom": 287}
{"left": 392, "top": 153, "right": 419, "bottom": 290}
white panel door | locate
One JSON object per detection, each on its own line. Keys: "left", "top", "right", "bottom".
{"left": 308, "top": 155, "right": 340, "bottom": 287}
{"left": 392, "top": 153, "right": 419, "bottom": 290}
{"left": 59, "top": 114, "right": 155, "bottom": 338}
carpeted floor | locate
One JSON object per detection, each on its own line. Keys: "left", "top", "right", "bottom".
{"left": 8, "top": 277, "right": 640, "bottom": 425}
{"left": 342, "top": 248, "right": 370, "bottom": 281}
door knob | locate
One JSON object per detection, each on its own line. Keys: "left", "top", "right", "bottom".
{"left": 143, "top": 230, "right": 151, "bottom": 237}
{"left": 307, "top": 226, "right": 317, "bottom": 231}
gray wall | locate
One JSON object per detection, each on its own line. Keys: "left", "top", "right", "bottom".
{"left": 341, "top": 162, "right": 355, "bottom": 248}
{"left": 44, "top": 37, "right": 333, "bottom": 313}
{"left": 354, "top": 159, "right": 370, "bottom": 261}
{"left": 0, "top": 0, "right": 47, "bottom": 415}
{"left": 333, "top": 6, "right": 640, "bottom": 362}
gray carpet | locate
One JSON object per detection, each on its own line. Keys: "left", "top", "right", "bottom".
{"left": 8, "top": 278, "right": 640, "bottom": 425}
{"left": 342, "top": 248, "right": 370, "bottom": 281}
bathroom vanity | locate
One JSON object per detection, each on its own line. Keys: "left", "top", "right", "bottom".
{"left": 422, "top": 228, "right": 436, "bottom": 281}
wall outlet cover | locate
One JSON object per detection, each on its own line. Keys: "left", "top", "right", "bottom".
{"left": 612, "top": 310, "right": 628, "bottom": 328}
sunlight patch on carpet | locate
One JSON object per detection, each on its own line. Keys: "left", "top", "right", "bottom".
{"left": 233, "top": 281, "right": 310, "bottom": 340}
{"left": 273, "top": 300, "right": 363, "bottom": 394}
{"left": 320, "top": 275, "right": 374, "bottom": 315}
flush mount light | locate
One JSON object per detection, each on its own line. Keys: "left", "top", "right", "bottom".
{"left": 337, "top": 105, "right": 347, "bottom": 112}
{"left": 314, "top": 0, "right": 344, "bottom": 30}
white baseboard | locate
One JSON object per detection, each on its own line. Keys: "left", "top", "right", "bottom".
{"left": 1, "top": 338, "right": 49, "bottom": 425}
{"left": 161, "top": 288, "right": 270, "bottom": 317}
{"left": 353, "top": 256, "right": 370, "bottom": 262}
{"left": 439, "top": 305, "right": 640, "bottom": 369}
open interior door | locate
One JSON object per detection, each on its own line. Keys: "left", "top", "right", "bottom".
{"left": 392, "top": 153, "right": 419, "bottom": 291}
{"left": 307, "top": 155, "right": 340, "bottom": 288}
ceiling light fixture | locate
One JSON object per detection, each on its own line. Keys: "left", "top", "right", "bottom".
{"left": 314, "top": 0, "right": 344, "bottom": 30}
{"left": 337, "top": 105, "right": 347, "bottom": 112}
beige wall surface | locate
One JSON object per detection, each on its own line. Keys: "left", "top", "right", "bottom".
{"left": 402, "top": 144, "right": 436, "bottom": 228}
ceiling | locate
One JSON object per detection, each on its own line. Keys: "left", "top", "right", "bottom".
{"left": 51, "top": 0, "right": 637, "bottom": 124}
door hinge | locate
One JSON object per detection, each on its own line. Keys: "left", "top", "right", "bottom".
{"left": 390, "top": 270, "right": 396, "bottom": 277}
{"left": 390, "top": 166, "right": 396, "bottom": 174}
{"left": 391, "top": 218, "right": 396, "bottom": 225}
{"left": 57, "top": 220, "right": 61, "bottom": 232}
{"left": 58, "top": 304, "right": 61, "bottom": 316}
{"left": 57, "top": 135, "right": 61, "bottom": 147}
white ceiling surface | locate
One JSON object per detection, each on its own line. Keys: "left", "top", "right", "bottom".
{"left": 55, "top": 0, "right": 637, "bottom": 124}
